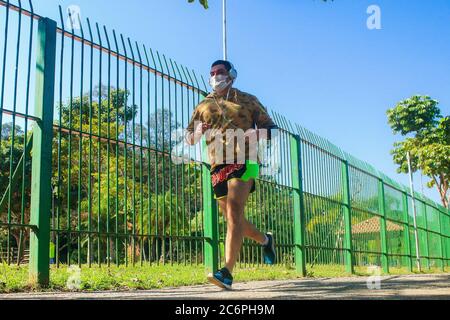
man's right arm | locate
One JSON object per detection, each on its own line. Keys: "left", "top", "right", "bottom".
{"left": 186, "top": 123, "right": 212, "bottom": 145}
{"left": 185, "top": 106, "right": 207, "bottom": 145}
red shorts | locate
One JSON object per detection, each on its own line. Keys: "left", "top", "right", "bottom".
{"left": 210, "top": 161, "right": 258, "bottom": 200}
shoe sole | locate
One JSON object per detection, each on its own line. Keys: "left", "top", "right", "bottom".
{"left": 265, "top": 232, "right": 276, "bottom": 265}
{"left": 207, "top": 274, "right": 233, "bottom": 291}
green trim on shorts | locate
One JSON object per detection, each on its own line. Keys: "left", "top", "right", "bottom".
{"left": 211, "top": 160, "right": 259, "bottom": 200}
{"left": 240, "top": 160, "right": 260, "bottom": 182}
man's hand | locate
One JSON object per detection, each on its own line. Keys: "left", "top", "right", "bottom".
{"left": 195, "top": 122, "right": 212, "bottom": 137}
{"left": 186, "top": 122, "right": 211, "bottom": 145}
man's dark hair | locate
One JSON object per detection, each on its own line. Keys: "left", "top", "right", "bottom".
{"left": 211, "top": 60, "right": 232, "bottom": 71}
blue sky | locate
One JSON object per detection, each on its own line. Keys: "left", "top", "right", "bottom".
{"left": 20, "top": 0, "right": 450, "bottom": 203}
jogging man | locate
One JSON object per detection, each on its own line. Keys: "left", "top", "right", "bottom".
{"left": 185, "top": 60, "right": 278, "bottom": 290}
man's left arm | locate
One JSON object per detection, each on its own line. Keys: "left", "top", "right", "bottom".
{"left": 252, "top": 97, "right": 279, "bottom": 141}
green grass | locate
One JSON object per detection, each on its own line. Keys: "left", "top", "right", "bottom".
{"left": 1, "top": 263, "right": 448, "bottom": 293}
{"left": 0, "top": 263, "right": 303, "bottom": 293}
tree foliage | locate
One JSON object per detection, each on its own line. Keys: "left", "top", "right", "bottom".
{"left": 188, "top": 0, "right": 208, "bottom": 9}
{"left": 387, "top": 96, "right": 441, "bottom": 136}
{"left": 0, "top": 123, "right": 31, "bottom": 263}
{"left": 53, "top": 86, "right": 199, "bottom": 263}
{"left": 0, "top": 86, "right": 201, "bottom": 264}
{"left": 387, "top": 95, "right": 449, "bottom": 208}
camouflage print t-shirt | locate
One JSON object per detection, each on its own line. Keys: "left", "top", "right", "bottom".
{"left": 186, "top": 88, "right": 278, "bottom": 171}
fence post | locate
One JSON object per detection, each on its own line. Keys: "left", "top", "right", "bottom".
{"left": 341, "top": 161, "right": 354, "bottom": 274}
{"left": 29, "top": 18, "right": 57, "bottom": 287}
{"left": 201, "top": 138, "right": 219, "bottom": 273}
{"left": 423, "top": 204, "right": 431, "bottom": 270}
{"left": 443, "top": 208, "right": 450, "bottom": 270}
{"left": 289, "top": 134, "right": 306, "bottom": 276}
{"left": 378, "top": 179, "right": 389, "bottom": 274}
{"left": 438, "top": 208, "right": 445, "bottom": 272}
{"left": 402, "top": 192, "right": 413, "bottom": 272}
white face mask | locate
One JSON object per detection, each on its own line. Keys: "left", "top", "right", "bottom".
{"left": 209, "top": 74, "right": 232, "bottom": 92}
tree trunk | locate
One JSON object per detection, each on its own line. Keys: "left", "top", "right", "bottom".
{"left": 436, "top": 183, "right": 449, "bottom": 208}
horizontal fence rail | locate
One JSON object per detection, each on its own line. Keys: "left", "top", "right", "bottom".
{"left": 0, "top": 0, "right": 449, "bottom": 285}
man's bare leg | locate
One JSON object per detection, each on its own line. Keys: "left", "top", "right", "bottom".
{"left": 217, "top": 198, "right": 266, "bottom": 245}
{"left": 224, "top": 179, "right": 265, "bottom": 274}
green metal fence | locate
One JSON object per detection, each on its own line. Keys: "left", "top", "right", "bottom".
{"left": 0, "top": 0, "right": 449, "bottom": 286}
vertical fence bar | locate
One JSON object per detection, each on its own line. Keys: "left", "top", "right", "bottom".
{"left": 438, "top": 209, "right": 445, "bottom": 271}
{"left": 402, "top": 191, "right": 413, "bottom": 272}
{"left": 29, "top": 17, "right": 57, "bottom": 286}
{"left": 446, "top": 209, "right": 450, "bottom": 270}
{"left": 289, "top": 134, "right": 306, "bottom": 276}
{"left": 407, "top": 153, "right": 422, "bottom": 272}
{"left": 19, "top": 0, "right": 35, "bottom": 268}
{"left": 341, "top": 160, "right": 354, "bottom": 274}
{"left": 202, "top": 137, "right": 218, "bottom": 273}
{"left": 423, "top": 203, "right": 430, "bottom": 270}
{"left": 112, "top": 30, "right": 120, "bottom": 266}
{"left": 378, "top": 179, "right": 389, "bottom": 274}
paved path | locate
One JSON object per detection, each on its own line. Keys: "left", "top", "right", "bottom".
{"left": 1, "top": 274, "right": 449, "bottom": 300}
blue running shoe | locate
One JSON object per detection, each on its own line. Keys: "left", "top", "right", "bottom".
{"left": 263, "top": 232, "right": 276, "bottom": 265}
{"left": 207, "top": 267, "right": 233, "bottom": 290}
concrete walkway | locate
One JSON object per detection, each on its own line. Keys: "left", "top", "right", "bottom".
{"left": 1, "top": 274, "right": 449, "bottom": 300}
